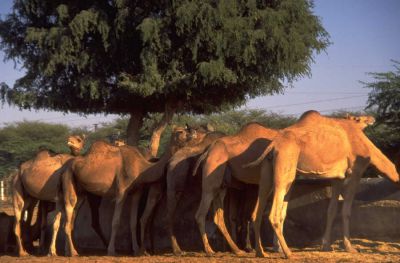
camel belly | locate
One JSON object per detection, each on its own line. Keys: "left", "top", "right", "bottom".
{"left": 296, "top": 158, "right": 347, "bottom": 179}
{"left": 21, "top": 171, "right": 60, "bottom": 201}
{"left": 75, "top": 165, "right": 116, "bottom": 196}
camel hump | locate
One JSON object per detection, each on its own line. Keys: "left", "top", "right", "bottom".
{"left": 298, "top": 110, "right": 322, "bottom": 123}
{"left": 86, "top": 140, "right": 120, "bottom": 154}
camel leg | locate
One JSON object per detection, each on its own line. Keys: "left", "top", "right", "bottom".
{"left": 227, "top": 190, "right": 238, "bottom": 245}
{"left": 139, "top": 183, "right": 163, "bottom": 255}
{"left": 269, "top": 146, "right": 298, "bottom": 259}
{"left": 273, "top": 199, "right": 288, "bottom": 253}
{"left": 252, "top": 159, "right": 273, "bottom": 258}
{"left": 48, "top": 200, "right": 62, "bottom": 256}
{"left": 39, "top": 201, "right": 49, "bottom": 255}
{"left": 195, "top": 152, "right": 228, "bottom": 256}
{"left": 195, "top": 190, "right": 217, "bottom": 255}
{"left": 87, "top": 194, "right": 108, "bottom": 247}
{"left": 213, "top": 188, "right": 246, "bottom": 256}
{"left": 62, "top": 169, "right": 79, "bottom": 257}
{"left": 21, "top": 199, "right": 38, "bottom": 253}
{"left": 166, "top": 189, "right": 184, "bottom": 255}
{"left": 321, "top": 179, "right": 343, "bottom": 251}
{"left": 341, "top": 171, "right": 364, "bottom": 253}
{"left": 244, "top": 221, "right": 253, "bottom": 252}
{"left": 108, "top": 191, "right": 128, "bottom": 256}
{"left": 12, "top": 174, "right": 29, "bottom": 256}
{"left": 130, "top": 189, "right": 143, "bottom": 255}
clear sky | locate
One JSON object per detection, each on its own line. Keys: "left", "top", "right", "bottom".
{"left": 0, "top": 0, "right": 399, "bottom": 128}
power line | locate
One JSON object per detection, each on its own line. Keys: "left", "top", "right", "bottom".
{"left": 263, "top": 95, "right": 367, "bottom": 109}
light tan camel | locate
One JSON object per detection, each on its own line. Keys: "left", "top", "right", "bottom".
{"left": 129, "top": 125, "right": 215, "bottom": 255}
{"left": 12, "top": 135, "right": 85, "bottom": 256}
{"left": 52, "top": 126, "right": 201, "bottom": 256}
{"left": 193, "top": 123, "right": 278, "bottom": 255}
{"left": 245, "top": 110, "right": 399, "bottom": 258}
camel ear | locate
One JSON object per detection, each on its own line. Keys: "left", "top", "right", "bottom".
{"left": 185, "top": 123, "right": 191, "bottom": 130}
{"left": 206, "top": 123, "right": 215, "bottom": 132}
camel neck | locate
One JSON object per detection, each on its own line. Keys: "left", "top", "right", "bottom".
{"left": 70, "top": 147, "right": 81, "bottom": 156}
{"left": 139, "top": 143, "right": 176, "bottom": 184}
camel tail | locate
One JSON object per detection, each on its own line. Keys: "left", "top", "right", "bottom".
{"left": 243, "top": 142, "right": 275, "bottom": 168}
{"left": 192, "top": 145, "right": 211, "bottom": 176}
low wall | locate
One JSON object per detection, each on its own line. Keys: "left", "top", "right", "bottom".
{"left": 1, "top": 178, "right": 399, "bottom": 255}
{"left": 67, "top": 178, "right": 400, "bottom": 254}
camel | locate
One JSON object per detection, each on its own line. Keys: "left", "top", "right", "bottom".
{"left": 12, "top": 134, "right": 91, "bottom": 256}
{"left": 245, "top": 110, "right": 399, "bottom": 258}
{"left": 52, "top": 125, "right": 205, "bottom": 256}
{"left": 164, "top": 130, "right": 226, "bottom": 255}
{"left": 129, "top": 125, "right": 218, "bottom": 255}
{"left": 192, "top": 122, "right": 278, "bottom": 255}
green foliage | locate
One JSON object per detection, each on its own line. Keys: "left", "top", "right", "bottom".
{"left": 363, "top": 61, "right": 400, "bottom": 133}
{"left": 0, "top": 121, "right": 70, "bottom": 178}
{"left": 0, "top": 0, "right": 329, "bottom": 116}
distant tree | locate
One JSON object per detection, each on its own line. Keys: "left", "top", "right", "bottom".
{"left": 0, "top": 0, "right": 329, "bottom": 155}
{"left": 363, "top": 61, "right": 400, "bottom": 131}
{"left": 0, "top": 121, "right": 70, "bottom": 178}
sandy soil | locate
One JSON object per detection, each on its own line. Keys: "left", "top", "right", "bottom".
{"left": 1, "top": 239, "right": 400, "bottom": 263}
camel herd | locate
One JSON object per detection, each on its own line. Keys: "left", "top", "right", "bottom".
{"left": 10, "top": 110, "right": 400, "bottom": 258}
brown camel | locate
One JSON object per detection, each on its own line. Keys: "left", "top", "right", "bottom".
{"left": 12, "top": 135, "right": 86, "bottom": 256}
{"left": 193, "top": 123, "right": 278, "bottom": 255}
{"left": 130, "top": 125, "right": 217, "bottom": 255}
{"left": 52, "top": 125, "right": 203, "bottom": 256}
{"left": 245, "top": 110, "right": 399, "bottom": 258}
{"left": 164, "top": 130, "right": 226, "bottom": 255}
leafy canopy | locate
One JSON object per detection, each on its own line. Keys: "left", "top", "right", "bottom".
{"left": 363, "top": 61, "right": 400, "bottom": 131}
{"left": 0, "top": 0, "right": 329, "bottom": 115}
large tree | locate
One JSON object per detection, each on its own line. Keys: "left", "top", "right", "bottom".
{"left": 0, "top": 0, "right": 329, "bottom": 154}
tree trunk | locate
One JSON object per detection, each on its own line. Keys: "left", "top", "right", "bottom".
{"left": 127, "top": 110, "right": 144, "bottom": 146}
{"left": 148, "top": 104, "right": 175, "bottom": 157}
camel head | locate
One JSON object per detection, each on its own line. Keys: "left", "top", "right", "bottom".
{"left": 345, "top": 114, "right": 375, "bottom": 130}
{"left": 114, "top": 139, "right": 126, "bottom": 147}
{"left": 185, "top": 123, "right": 214, "bottom": 142}
{"left": 67, "top": 134, "right": 86, "bottom": 155}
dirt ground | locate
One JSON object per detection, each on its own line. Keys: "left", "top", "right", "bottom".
{"left": 1, "top": 239, "right": 400, "bottom": 263}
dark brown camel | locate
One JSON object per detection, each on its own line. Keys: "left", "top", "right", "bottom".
{"left": 130, "top": 126, "right": 218, "bottom": 255}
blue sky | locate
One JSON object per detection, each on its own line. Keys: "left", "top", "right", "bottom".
{"left": 0, "top": 0, "right": 399, "bottom": 128}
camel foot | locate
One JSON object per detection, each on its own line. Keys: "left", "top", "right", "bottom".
{"left": 233, "top": 249, "right": 246, "bottom": 256}
{"left": 244, "top": 246, "right": 254, "bottom": 253}
{"left": 18, "top": 250, "right": 29, "bottom": 257}
{"left": 345, "top": 246, "right": 358, "bottom": 253}
{"left": 173, "top": 249, "right": 186, "bottom": 256}
{"left": 205, "top": 248, "right": 216, "bottom": 256}
{"left": 255, "top": 249, "right": 267, "bottom": 258}
{"left": 321, "top": 244, "right": 333, "bottom": 252}
{"left": 283, "top": 251, "right": 293, "bottom": 259}
{"left": 47, "top": 251, "right": 57, "bottom": 257}
{"left": 65, "top": 250, "right": 78, "bottom": 257}
{"left": 107, "top": 251, "right": 117, "bottom": 257}
{"left": 135, "top": 249, "right": 150, "bottom": 256}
